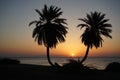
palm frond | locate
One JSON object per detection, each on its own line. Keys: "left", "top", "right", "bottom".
{"left": 99, "top": 19, "right": 109, "bottom": 25}
{"left": 29, "top": 20, "right": 38, "bottom": 26}
{"left": 77, "top": 24, "right": 89, "bottom": 29}
{"left": 35, "top": 9, "right": 43, "bottom": 18}
{"left": 68, "top": 59, "right": 78, "bottom": 63}
{"left": 100, "top": 31, "right": 112, "bottom": 38}
{"left": 53, "top": 18, "right": 67, "bottom": 25}
{"left": 86, "top": 13, "right": 92, "bottom": 24}
{"left": 99, "top": 24, "right": 112, "bottom": 28}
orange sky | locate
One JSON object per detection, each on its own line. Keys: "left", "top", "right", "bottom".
{"left": 0, "top": 0, "right": 120, "bottom": 57}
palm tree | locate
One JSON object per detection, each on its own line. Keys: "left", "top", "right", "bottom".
{"left": 77, "top": 11, "right": 112, "bottom": 64}
{"left": 29, "top": 5, "right": 68, "bottom": 66}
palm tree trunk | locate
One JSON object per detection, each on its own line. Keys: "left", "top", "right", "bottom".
{"left": 47, "top": 46, "right": 54, "bottom": 66}
{"left": 80, "top": 45, "right": 90, "bottom": 64}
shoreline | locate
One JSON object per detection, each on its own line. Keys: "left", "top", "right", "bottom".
{"left": 17, "top": 57, "right": 120, "bottom": 70}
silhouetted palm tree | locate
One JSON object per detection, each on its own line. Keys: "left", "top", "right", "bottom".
{"left": 77, "top": 11, "right": 112, "bottom": 64}
{"left": 29, "top": 5, "right": 68, "bottom": 66}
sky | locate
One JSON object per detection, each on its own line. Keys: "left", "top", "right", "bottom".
{"left": 0, "top": 0, "right": 120, "bottom": 57}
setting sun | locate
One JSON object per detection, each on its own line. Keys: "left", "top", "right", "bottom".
{"left": 71, "top": 53, "right": 75, "bottom": 57}
{"left": 0, "top": 0, "right": 120, "bottom": 58}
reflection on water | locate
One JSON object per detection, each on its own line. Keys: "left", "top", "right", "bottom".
{"left": 17, "top": 57, "right": 120, "bottom": 70}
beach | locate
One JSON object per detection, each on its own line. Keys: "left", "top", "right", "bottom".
{"left": 0, "top": 63, "right": 120, "bottom": 80}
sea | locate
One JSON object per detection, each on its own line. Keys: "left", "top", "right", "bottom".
{"left": 15, "top": 57, "right": 120, "bottom": 70}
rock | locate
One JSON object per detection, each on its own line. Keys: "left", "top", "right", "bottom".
{"left": 105, "top": 62, "right": 120, "bottom": 72}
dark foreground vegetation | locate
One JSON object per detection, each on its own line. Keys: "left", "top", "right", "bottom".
{"left": 0, "top": 58, "right": 20, "bottom": 64}
{"left": 0, "top": 58, "right": 120, "bottom": 80}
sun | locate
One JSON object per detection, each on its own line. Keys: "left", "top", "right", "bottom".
{"left": 71, "top": 53, "right": 75, "bottom": 57}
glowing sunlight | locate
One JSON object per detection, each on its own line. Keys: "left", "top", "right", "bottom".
{"left": 71, "top": 53, "right": 75, "bottom": 57}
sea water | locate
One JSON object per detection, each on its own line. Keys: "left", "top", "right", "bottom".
{"left": 17, "top": 57, "right": 120, "bottom": 70}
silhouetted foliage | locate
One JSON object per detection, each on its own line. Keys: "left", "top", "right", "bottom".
{"left": 105, "top": 62, "right": 120, "bottom": 72}
{"left": 0, "top": 58, "right": 20, "bottom": 64}
{"left": 63, "top": 59, "right": 84, "bottom": 68}
{"left": 29, "top": 4, "right": 68, "bottom": 66}
{"left": 62, "top": 59, "right": 97, "bottom": 73}
{"left": 77, "top": 11, "right": 112, "bottom": 64}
